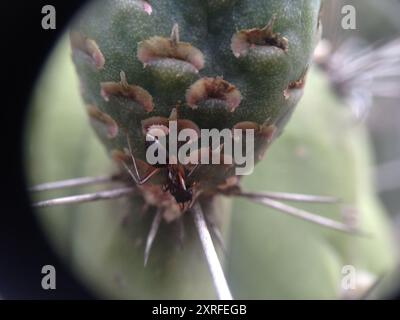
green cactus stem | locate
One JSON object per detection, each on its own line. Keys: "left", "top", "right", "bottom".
{"left": 70, "top": 0, "right": 322, "bottom": 217}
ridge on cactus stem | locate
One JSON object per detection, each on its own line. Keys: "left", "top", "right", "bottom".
{"left": 29, "top": 0, "right": 374, "bottom": 299}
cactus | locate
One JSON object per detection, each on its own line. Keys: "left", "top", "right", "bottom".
{"left": 26, "top": 0, "right": 398, "bottom": 299}
{"left": 27, "top": 38, "right": 397, "bottom": 298}
{"left": 69, "top": 0, "right": 322, "bottom": 217}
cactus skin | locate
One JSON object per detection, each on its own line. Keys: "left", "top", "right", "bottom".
{"left": 70, "top": 0, "right": 322, "bottom": 216}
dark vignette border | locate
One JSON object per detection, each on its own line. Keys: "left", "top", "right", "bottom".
{"left": 0, "top": 0, "right": 94, "bottom": 299}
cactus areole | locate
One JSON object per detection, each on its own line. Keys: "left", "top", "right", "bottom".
{"left": 71, "top": 0, "right": 322, "bottom": 220}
